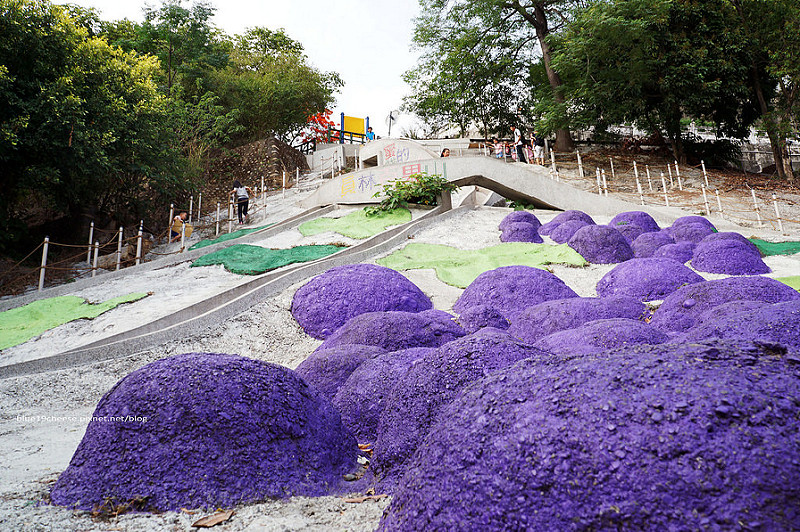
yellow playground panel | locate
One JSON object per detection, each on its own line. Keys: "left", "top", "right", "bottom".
{"left": 343, "top": 115, "right": 365, "bottom": 135}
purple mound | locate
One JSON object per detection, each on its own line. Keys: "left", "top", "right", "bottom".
{"left": 507, "top": 296, "right": 648, "bottom": 344}
{"left": 689, "top": 300, "right": 770, "bottom": 332}
{"left": 610, "top": 211, "right": 660, "bottom": 233}
{"left": 670, "top": 221, "right": 715, "bottom": 244}
{"left": 650, "top": 276, "right": 800, "bottom": 333}
{"left": 652, "top": 241, "right": 695, "bottom": 263}
{"left": 498, "top": 210, "right": 541, "bottom": 231}
{"left": 453, "top": 265, "right": 578, "bottom": 321}
{"left": 595, "top": 258, "right": 705, "bottom": 301}
{"left": 291, "top": 264, "right": 432, "bottom": 339}
{"left": 611, "top": 222, "right": 647, "bottom": 244}
{"left": 533, "top": 318, "right": 669, "bottom": 355}
{"left": 456, "top": 304, "right": 509, "bottom": 334}
{"left": 294, "top": 345, "right": 386, "bottom": 403}
{"left": 539, "top": 210, "right": 595, "bottom": 236}
{"left": 500, "top": 221, "right": 543, "bottom": 243}
{"left": 691, "top": 239, "right": 770, "bottom": 275}
{"left": 632, "top": 230, "right": 675, "bottom": 258}
{"left": 318, "top": 310, "right": 465, "bottom": 351}
{"left": 672, "top": 215, "right": 716, "bottom": 230}
{"left": 568, "top": 225, "right": 634, "bottom": 264}
{"left": 378, "top": 341, "right": 800, "bottom": 531}
{"left": 50, "top": 353, "right": 357, "bottom": 511}
{"left": 549, "top": 219, "right": 590, "bottom": 244}
{"left": 373, "top": 328, "right": 550, "bottom": 489}
{"left": 332, "top": 347, "right": 434, "bottom": 443}
{"left": 700, "top": 231, "right": 761, "bottom": 254}
{"left": 684, "top": 300, "right": 800, "bottom": 354}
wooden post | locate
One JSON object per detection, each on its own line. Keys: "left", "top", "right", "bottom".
{"left": 38, "top": 236, "right": 49, "bottom": 291}
{"left": 661, "top": 172, "right": 670, "bottom": 207}
{"left": 87, "top": 221, "right": 94, "bottom": 264}
{"left": 701, "top": 185, "right": 710, "bottom": 216}
{"left": 646, "top": 165, "right": 653, "bottom": 191}
{"left": 116, "top": 227, "right": 123, "bottom": 271}
{"left": 168, "top": 203, "right": 174, "bottom": 238}
{"left": 674, "top": 161, "right": 683, "bottom": 190}
{"left": 216, "top": 202, "right": 221, "bottom": 236}
{"left": 701, "top": 160, "right": 709, "bottom": 187}
{"left": 92, "top": 241, "right": 99, "bottom": 278}
{"left": 188, "top": 195, "right": 194, "bottom": 223}
{"left": 772, "top": 193, "right": 784, "bottom": 232}
{"left": 751, "top": 189, "right": 763, "bottom": 227}
{"left": 715, "top": 188, "right": 723, "bottom": 214}
{"left": 135, "top": 221, "right": 143, "bottom": 266}
{"left": 595, "top": 167, "right": 602, "bottom": 194}
{"left": 577, "top": 151, "right": 584, "bottom": 179}
{"left": 601, "top": 169, "right": 608, "bottom": 196}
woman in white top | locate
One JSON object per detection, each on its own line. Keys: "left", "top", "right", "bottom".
{"left": 231, "top": 180, "right": 255, "bottom": 224}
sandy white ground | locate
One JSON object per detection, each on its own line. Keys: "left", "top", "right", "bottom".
{"left": 1, "top": 167, "right": 799, "bottom": 531}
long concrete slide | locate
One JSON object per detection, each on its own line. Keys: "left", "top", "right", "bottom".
{"left": 301, "top": 154, "right": 742, "bottom": 230}
{"left": 0, "top": 201, "right": 462, "bottom": 380}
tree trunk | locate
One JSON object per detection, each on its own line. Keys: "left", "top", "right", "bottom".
{"left": 511, "top": 1, "right": 575, "bottom": 152}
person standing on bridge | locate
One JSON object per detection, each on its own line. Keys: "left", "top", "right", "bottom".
{"left": 511, "top": 125, "right": 527, "bottom": 164}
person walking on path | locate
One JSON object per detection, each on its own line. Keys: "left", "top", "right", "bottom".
{"left": 170, "top": 211, "right": 188, "bottom": 243}
{"left": 533, "top": 130, "right": 546, "bottom": 165}
{"left": 231, "top": 180, "right": 255, "bottom": 224}
{"left": 511, "top": 125, "right": 527, "bottom": 163}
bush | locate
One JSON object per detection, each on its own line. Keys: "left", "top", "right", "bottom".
{"left": 365, "top": 172, "right": 459, "bottom": 215}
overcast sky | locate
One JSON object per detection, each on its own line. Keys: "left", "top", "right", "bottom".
{"left": 62, "top": 0, "right": 422, "bottom": 137}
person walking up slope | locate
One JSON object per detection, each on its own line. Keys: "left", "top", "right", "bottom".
{"left": 511, "top": 125, "right": 527, "bottom": 163}
{"left": 231, "top": 180, "right": 255, "bottom": 224}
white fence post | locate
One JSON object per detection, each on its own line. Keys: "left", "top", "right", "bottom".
{"left": 283, "top": 170, "right": 286, "bottom": 201}
{"left": 661, "top": 172, "right": 670, "bottom": 207}
{"left": 701, "top": 185, "right": 710, "bottom": 216}
{"left": 38, "top": 236, "right": 49, "bottom": 292}
{"left": 715, "top": 188, "right": 723, "bottom": 214}
{"left": 595, "top": 167, "right": 602, "bottom": 195}
{"left": 667, "top": 164, "right": 674, "bottom": 188}
{"left": 92, "top": 241, "right": 99, "bottom": 278}
{"left": 577, "top": 151, "right": 584, "bottom": 179}
{"left": 646, "top": 165, "right": 653, "bottom": 191}
{"left": 772, "top": 193, "right": 784, "bottom": 232}
{"left": 188, "top": 195, "right": 194, "bottom": 223}
{"left": 216, "top": 202, "right": 221, "bottom": 236}
{"left": 87, "top": 221, "right": 94, "bottom": 264}
{"left": 197, "top": 193, "right": 202, "bottom": 223}
{"left": 751, "top": 189, "right": 763, "bottom": 227}
{"left": 261, "top": 175, "right": 265, "bottom": 200}
{"left": 116, "top": 227, "right": 123, "bottom": 271}
{"left": 701, "top": 160, "right": 709, "bottom": 187}
{"left": 135, "top": 221, "right": 144, "bottom": 266}
{"left": 228, "top": 200, "right": 233, "bottom": 233}
{"left": 601, "top": 169, "right": 608, "bottom": 196}
{"left": 674, "top": 161, "right": 683, "bottom": 191}
{"left": 168, "top": 203, "right": 174, "bottom": 239}
{"left": 609, "top": 157, "right": 616, "bottom": 180}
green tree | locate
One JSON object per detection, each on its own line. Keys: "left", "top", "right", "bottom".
{"left": 732, "top": 0, "right": 798, "bottom": 182}
{"left": 553, "top": 0, "right": 758, "bottom": 162}
{"left": 405, "top": 0, "right": 579, "bottom": 149}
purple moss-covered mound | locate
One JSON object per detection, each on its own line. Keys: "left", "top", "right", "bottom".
{"left": 533, "top": 318, "right": 669, "bottom": 355}
{"left": 539, "top": 210, "right": 595, "bottom": 236}
{"left": 549, "top": 219, "right": 590, "bottom": 244}
{"left": 684, "top": 300, "right": 800, "bottom": 354}
{"left": 378, "top": 341, "right": 800, "bottom": 531}
{"left": 332, "top": 347, "right": 434, "bottom": 443}
{"left": 50, "top": 353, "right": 358, "bottom": 512}
{"left": 652, "top": 241, "right": 695, "bottom": 263}
{"left": 689, "top": 300, "right": 769, "bottom": 332}
{"left": 700, "top": 231, "right": 761, "bottom": 255}
{"left": 670, "top": 221, "right": 715, "bottom": 244}
{"left": 568, "top": 225, "right": 634, "bottom": 264}
{"left": 499, "top": 221, "right": 544, "bottom": 243}
{"left": 610, "top": 211, "right": 660, "bottom": 233}
{"left": 650, "top": 276, "right": 800, "bottom": 333}
{"left": 507, "top": 296, "right": 648, "bottom": 344}
{"left": 318, "top": 310, "right": 465, "bottom": 351}
{"left": 612, "top": 222, "right": 648, "bottom": 244}
{"left": 498, "top": 210, "right": 541, "bottom": 231}
{"left": 453, "top": 265, "right": 578, "bottom": 321}
{"left": 595, "top": 258, "right": 705, "bottom": 301}
{"left": 632, "top": 230, "right": 675, "bottom": 258}
{"left": 671, "top": 215, "right": 716, "bottom": 230}
{"left": 373, "top": 329, "right": 550, "bottom": 489}
{"left": 456, "top": 304, "right": 510, "bottom": 334}
{"left": 294, "top": 345, "right": 386, "bottom": 403}
{"left": 691, "top": 239, "right": 771, "bottom": 275}
{"left": 291, "top": 264, "right": 432, "bottom": 339}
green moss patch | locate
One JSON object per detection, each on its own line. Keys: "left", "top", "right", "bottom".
{"left": 749, "top": 238, "right": 800, "bottom": 257}
{"left": 189, "top": 225, "right": 273, "bottom": 251}
{"left": 191, "top": 244, "right": 345, "bottom": 275}
{"left": 377, "top": 242, "right": 587, "bottom": 288}
{"left": 0, "top": 293, "right": 150, "bottom": 351}
{"left": 776, "top": 276, "right": 800, "bottom": 291}
{"left": 298, "top": 208, "right": 411, "bottom": 239}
